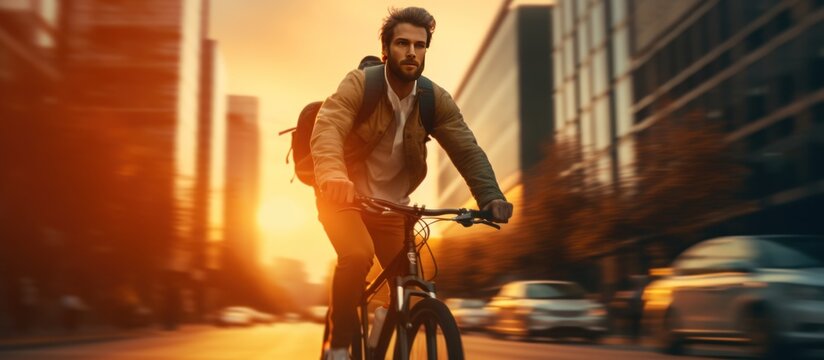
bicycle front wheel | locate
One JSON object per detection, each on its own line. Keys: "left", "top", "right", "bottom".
{"left": 406, "top": 298, "right": 464, "bottom": 360}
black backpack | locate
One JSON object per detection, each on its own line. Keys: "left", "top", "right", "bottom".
{"left": 280, "top": 64, "right": 436, "bottom": 186}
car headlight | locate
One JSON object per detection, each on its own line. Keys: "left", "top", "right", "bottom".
{"left": 785, "top": 284, "right": 824, "bottom": 301}
{"left": 588, "top": 306, "right": 606, "bottom": 317}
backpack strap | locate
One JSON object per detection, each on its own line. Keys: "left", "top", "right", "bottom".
{"left": 356, "top": 64, "right": 386, "bottom": 127}
{"left": 416, "top": 75, "right": 436, "bottom": 135}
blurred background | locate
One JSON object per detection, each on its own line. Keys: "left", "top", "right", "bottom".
{"left": 0, "top": 0, "right": 823, "bottom": 359}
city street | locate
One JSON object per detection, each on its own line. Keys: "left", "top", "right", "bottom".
{"left": 0, "top": 322, "right": 744, "bottom": 360}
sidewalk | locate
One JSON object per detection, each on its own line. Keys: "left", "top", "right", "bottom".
{"left": 0, "top": 325, "right": 213, "bottom": 351}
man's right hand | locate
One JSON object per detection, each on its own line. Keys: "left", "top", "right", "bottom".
{"left": 321, "top": 178, "right": 355, "bottom": 203}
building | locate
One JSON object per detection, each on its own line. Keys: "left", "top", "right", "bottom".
{"left": 630, "top": 0, "right": 824, "bottom": 232}
{"left": 192, "top": 38, "right": 227, "bottom": 318}
{"left": 56, "top": 0, "right": 205, "bottom": 329}
{"left": 436, "top": 3, "right": 554, "bottom": 229}
{"left": 0, "top": 0, "right": 61, "bottom": 334}
{"left": 223, "top": 95, "right": 261, "bottom": 270}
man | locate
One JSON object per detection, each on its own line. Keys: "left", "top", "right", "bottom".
{"left": 311, "top": 7, "right": 513, "bottom": 359}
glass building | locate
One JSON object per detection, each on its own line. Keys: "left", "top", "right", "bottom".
{"left": 436, "top": 4, "right": 554, "bottom": 239}
{"left": 629, "top": 0, "right": 824, "bottom": 235}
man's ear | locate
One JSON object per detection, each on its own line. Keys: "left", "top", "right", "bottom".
{"left": 381, "top": 47, "right": 387, "bottom": 62}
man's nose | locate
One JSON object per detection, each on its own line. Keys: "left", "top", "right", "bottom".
{"left": 405, "top": 46, "right": 416, "bottom": 58}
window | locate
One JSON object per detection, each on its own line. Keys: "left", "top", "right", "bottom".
{"left": 610, "top": 0, "right": 627, "bottom": 26}
{"left": 770, "top": 9, "right": 791, "bottom": 36}
{"left": 745, "top": 26, "right": 766, "bottom": 53}
{"left": 674, "top": 238, "right": 755, "bottom": 275}
{"left": 575, "top": 0, "right": 587, "bottom": 20}
{"left": 563, "top": 2, "right": 575, "bottom": 34}
{"left": 579, "top": 63, "right": 591, "bottom": 107}
{"left": 594, "top": 98, "right": 610, "bottom": 149}
{"left": 634, "top": 105, "right": 651, "bottom": 125}
{"left": 745, "top": 59, "right": 769, "bottom": 122}
{"left": 565, "top": 81, "right": 577, "bottom": 121}
{"left": 592, "top": 1, "right": 605, "bottom": 47}
{"left": 526, "top": 283, "right": 586, "bottom": 300}
{"left": 552, "top": 6, "right": 562, "bottom": 46}
{"left": 564, "top": 39, "right": 575, "bottom": 78}
{"left": 615, "top": 80, "right": 632, "bottom": 135}
{"left": 553, "top": 51, "right": 564, "bottom": 90}
{"left": 593, "top": 51, "right": 608, "bottom": 95}
{"left": 813, "top": 102, "right": 824, "bottom": 125}
{"left": 758, "top": 237, "right": 824, "bottom": 268}
{"left": 577, "top": 20, "right": 590, "bottom": 62}
{"left": 612, "top": 29, "right": 629, "bottom": 76}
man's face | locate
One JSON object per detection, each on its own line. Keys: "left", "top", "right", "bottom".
{"left": 383, "top": 23, "right": 427, "bottom": 82}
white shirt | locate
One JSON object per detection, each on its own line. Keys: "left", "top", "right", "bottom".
{"left": 355, "top": 69, "right": 416, "bottom": 205}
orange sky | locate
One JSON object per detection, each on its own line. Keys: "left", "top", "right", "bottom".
{"left": 210, "top": 0, "right": 517, "bottom": 283}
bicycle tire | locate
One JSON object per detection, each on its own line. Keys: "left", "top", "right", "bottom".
{"left": 406, "top": 298, "right": 464, "bottom": 360}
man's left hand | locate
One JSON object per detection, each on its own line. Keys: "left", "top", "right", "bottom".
{"left": 483, "top": 199, "right": 513, "bottom": 223}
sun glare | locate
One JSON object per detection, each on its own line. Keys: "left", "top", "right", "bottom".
{"left": 257, "top": 194, "right": 312, "bottom": 235}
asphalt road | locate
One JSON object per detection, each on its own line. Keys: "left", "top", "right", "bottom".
{"left": 0, "top": 322, "right": 803, "bottom": 359}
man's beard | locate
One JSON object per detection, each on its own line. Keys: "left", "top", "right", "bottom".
{"left": 387, "top": 53, "right": 425, "bottom": 82}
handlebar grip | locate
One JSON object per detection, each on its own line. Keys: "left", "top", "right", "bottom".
{"left": 471, "top": 210, "right": 495, "bottom": 221}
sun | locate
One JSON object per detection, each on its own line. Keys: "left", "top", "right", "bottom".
{"left": 257, "top": 193, "right": 312, "bottom": 235}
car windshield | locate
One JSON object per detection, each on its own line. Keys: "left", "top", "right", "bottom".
{"left": 526, "top": 283, "right": 586, "bottom": 300}
{"left": 461, "top": 299, "right": 485, "bottom": 309}
{"left": 758, "top": 236, "right": 824, "bottom": 268}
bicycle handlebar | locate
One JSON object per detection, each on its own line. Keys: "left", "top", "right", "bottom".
{"left": 353, "top": 195, "right": 502, "bottom": 230}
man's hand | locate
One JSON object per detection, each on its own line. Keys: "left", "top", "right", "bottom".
{"left": 321, "top": 178, "right": 355, "bottom": 203}
{"left": 483, "top": 199, "right": 513, "bottom": 223}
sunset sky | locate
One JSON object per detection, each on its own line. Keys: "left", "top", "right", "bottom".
{"left": 210, "top": 0, "right": 538, "bottom": 282}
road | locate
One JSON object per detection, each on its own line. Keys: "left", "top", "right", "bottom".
{"left": 0, "top": 322, "right": 790, "bottom": 359}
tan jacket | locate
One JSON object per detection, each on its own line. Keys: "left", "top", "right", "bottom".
{"left": 310, "top": 69, "right": 505, "bottom": 208}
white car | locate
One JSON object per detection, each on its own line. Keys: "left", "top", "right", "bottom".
{"left": 485, "top": 280, "right": 607, "bottom": 342}
{"left": 216, "top": 306, "right": 258, "bottom": 327}
{"left": 445, "top": 298, "right": 491, "bottom": 331}
{"left": 643, "top": 235, "right": 824, "bottom": 358}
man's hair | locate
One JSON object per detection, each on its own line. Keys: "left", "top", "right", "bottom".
{"left": 380, "top": 7, "right": 436, "bottom": 51}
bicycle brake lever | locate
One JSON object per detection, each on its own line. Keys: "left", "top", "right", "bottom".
{"left": 476, "top": 219, "right": 501, "bottom": 230}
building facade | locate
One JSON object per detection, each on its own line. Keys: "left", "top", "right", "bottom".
{"left": 436, "top": 4, "right": 554, "bottom": 233}
{"left": 628, "top": 0, "right": 824, "bottom": 238}
{"left": 0, "top": 0, "right": 62, "bottom": 334}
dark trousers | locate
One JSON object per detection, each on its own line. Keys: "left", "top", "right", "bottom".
{"left": 316, "top": 197, "right": 408, "bottom": 349}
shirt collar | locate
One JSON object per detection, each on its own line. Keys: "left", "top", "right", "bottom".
{"left": 384, "top": 65, "right": 417, "bottom": 102}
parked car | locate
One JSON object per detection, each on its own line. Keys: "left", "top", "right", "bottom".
{"left": 445, "top": 298, "right": 491, "bottom": 332}
{"left": 215, "top": 306, "right": 270, "bottom": 327}
{"left": 485, "top": 280, "right": 607, "bottom": 343}
{"left": 642, "top": 235, "right": 824, "bottom": 359}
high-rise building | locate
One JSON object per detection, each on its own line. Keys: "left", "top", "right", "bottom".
{"left": 55, "top": 0, "right": 206, "bottom": 329}
{"left": 552, "top": 0, "right": 634, "bottom": 188}
{"left": 0, "top": 0, "right": 62, "bottom": 334}
{"left": 192, "top": 37, "right": 226, "bottom": 318}
{"left": 59, "top": 0, "right": 204, "bottom": 275}
{"left": 224, "top": 95, "right": 260, "bottom": 268}
{"left": 436, "top": 4, "right": 554, "bottom": 235}
{"left": 627, "top": 0, "right": 824, "bottom": 236}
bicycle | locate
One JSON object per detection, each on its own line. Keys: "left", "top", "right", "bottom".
{"left": 320, "top": 194, "right": 503, "bottom": 360}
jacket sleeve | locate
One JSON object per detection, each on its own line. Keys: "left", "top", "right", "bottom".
{"left": 430, "top": 88, "right": 506, "bottom": 209}
{"left": 310, "top": 70, "right": 365, "bottom": 188}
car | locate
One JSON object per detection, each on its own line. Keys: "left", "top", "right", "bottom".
{"left": 445, "top": 298, "right": 491, "bottom": 332}
{"left": 485, "top": 280, "right": 607, "bottom": 342}
{"left": 215, "top": 306, "right": 266, "bottom": 327}
{"left": 642, "top": 235, "right": 824, "bottom": 358}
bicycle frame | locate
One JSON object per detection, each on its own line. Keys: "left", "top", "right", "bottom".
{"left": 324, "top": 195, "right": 499, "bottom": 360}
{"left": 358, "top": 213, "right": 436, "bottom": 360}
